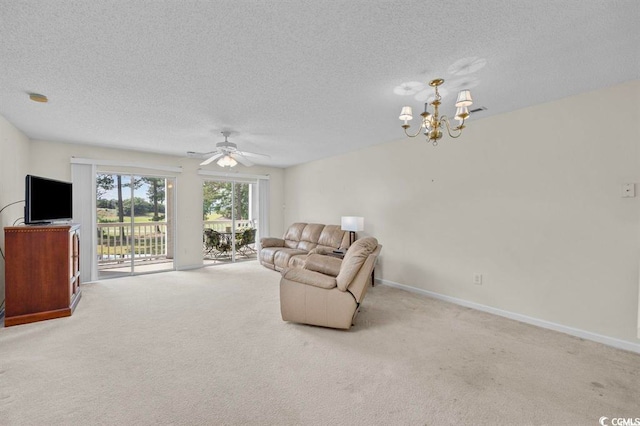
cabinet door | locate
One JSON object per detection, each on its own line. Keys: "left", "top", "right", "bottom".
{"left": 73, "top": 230, "right": 80, "bottom": 275}
{"left": 69, "top": 228, "right": 80, "bottom": 298}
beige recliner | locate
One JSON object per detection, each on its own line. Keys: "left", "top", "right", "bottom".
{"left": 279, "top": 237, "right": 381, "bottom": 329}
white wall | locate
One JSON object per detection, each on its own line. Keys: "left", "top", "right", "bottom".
{"left": 283, "top": 80, "right": 640, "bottom": 346}
{"left": 28, "top": 141, "right": 285, "bottom": 271}
{"left": 0, "top": 114, "right": 31, "bottom": 306}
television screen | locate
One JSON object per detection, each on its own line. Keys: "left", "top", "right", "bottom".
{"left": 25, "top": 175, "right": 73, "bottom": 225}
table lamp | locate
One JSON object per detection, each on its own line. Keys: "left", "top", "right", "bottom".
{"left": 341, "top": 216, "right": 364, "bottom": 246}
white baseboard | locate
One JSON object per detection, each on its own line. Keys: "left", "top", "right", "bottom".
{"left": 376, "top": 278, "right": 640, "bottom": 354}
{"left": 176, "top": 264, "right": 204, "bottom": 271}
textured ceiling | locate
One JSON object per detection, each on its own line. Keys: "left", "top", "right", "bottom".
{"left": 0, "top": 1, "right": 639, "bottom": 168}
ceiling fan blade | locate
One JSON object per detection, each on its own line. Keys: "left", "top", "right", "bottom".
{"left": 237, "top": 150, "right": 271, "bottom": 159}
{"left": 196, "top": 131, "right": 268, "bottom": 167}
{"left": 188, "top": 150, "right": 217, "bottom": 158}
{"left": 200, "top": 152, "right": 224, "bottom": 166}
{"left": 232, "top": 153, "right": 254, "bottom": 167}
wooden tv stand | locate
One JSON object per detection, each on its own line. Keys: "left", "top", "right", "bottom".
{"left": 4, "top": 224, "right": 81, "bottom": 327}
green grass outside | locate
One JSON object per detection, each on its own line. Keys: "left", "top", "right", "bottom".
{"left": 98, "top": 209, "right": 223, "bottom": 223}
{"left": 98, "top": 210, "right": 163, "bottom": 223}
{"left": 96, "top": 210, "right": 228, "bottom": 258}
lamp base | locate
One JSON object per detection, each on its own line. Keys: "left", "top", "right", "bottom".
{"left": 349, "top": 231, "right": 356, "bottom": 246}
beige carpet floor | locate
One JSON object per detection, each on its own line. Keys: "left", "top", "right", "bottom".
{"left": 0, "top": 261, "right": 638, "bottom": 425}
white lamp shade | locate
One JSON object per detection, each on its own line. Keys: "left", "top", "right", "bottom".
{"left": 455, "top": 106, "right": 469, "bottom": 121}
{"left": 341, "top": 216, "right": 364, "bottom": 232}
{"left": 398, "top": 106, "right": 413, "bottom": 121}
{"left": 455, "top": 90, "right": 473, "bottom": 107}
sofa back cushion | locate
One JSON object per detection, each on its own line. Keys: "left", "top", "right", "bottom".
{"left": 283, "top": 223, "right": 307, "bottom": 248}
{"left": 316, "top": 225, "right": 350, "bottom": 252}
{"left": 297, "top": 223, "right": 324, "bottom": 252}
{"left": 336, "top": 237, "right": 379, "bottom": 291}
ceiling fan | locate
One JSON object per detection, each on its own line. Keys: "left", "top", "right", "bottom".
{"left": 189, "top": 131, "right": 270, "bottom": 167}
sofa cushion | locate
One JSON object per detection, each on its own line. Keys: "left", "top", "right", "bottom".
{"left": 336, "top": 237, "right": 378, "bottom": 291}
{"left": 274, "top": 248, "right": 308, "bottom": 270}
{"left": 282, "top": 268, "right": 337, "bottom": 289}
{"left": 304, "top": 253, "right": 342, "bottom": 277}
{"left": 288, "top": 254, "right": 307, "bottom": 269}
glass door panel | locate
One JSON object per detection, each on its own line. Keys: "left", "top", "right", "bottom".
{"left": 97, "top": 173, "right": 175, "bottom": 278}
{"left": 130, "top": 176, "right": 174, "bottom": 274}
{"left": 203, "top": 180, "right": 257, "bottom": 265}
{"left": 203, "top": 181, "right": 233, "bottom": 263}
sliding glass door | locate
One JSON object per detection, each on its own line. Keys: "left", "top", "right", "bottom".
{"left": 96, "top": 173, "right": 175, "bottom": 278}
{"left": 203, "top": 179, "right": 258, "bottom": 264}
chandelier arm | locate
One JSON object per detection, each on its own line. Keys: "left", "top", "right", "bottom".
{"left": 441, "top": 116, "right": 463, "bottom": 139}
{"left": 403, "top": 125, "right": 425, "bottom": 138}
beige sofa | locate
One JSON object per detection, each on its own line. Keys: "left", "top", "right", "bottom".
{"left": 259, "top": 223, "right": 350, "bottom": 271}
{"left": 280, "top": 237, "right": 381, "bottom": 329}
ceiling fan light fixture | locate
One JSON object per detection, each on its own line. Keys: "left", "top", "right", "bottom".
{"left": 195, "top": 130, "right": 270, "bottom": 167}
{"left": 217, "top": 154, "right": 237, "bottom": 168}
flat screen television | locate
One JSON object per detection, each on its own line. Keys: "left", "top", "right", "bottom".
{"left": 25, "top": 175, "right": 73, "bottom": 225}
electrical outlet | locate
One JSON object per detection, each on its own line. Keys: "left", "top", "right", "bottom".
{"left": 473, "top": 273, "right": 483, "bottom": 285}
{"left": 622, "top": 183, "right": 636, "bottom": 198}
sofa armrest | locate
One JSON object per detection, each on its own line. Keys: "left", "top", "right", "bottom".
{"left": 260, "top": 237, "right": 285, "bottom": 248}
{"left": 281, "top": 268, "right": 337, "bottom": 289}
{"left": 308, "top": 246, "right": 332, "bottom": 255}
{"left": 304, "top": 254, "right": 342, "bottom": 277}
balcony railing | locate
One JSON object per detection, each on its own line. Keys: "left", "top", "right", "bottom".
{"left": 97, "top": 219, "right": 256, "bottom": 269}
{"left": 203, "top": 219, "right": 254, "bottom": 232}
{"left": 97, "top": 222, "right": 168, "bottom": 267}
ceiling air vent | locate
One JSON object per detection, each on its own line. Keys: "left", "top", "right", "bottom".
{"left": 469, "top": 106, "right": 487, "bottom": 114}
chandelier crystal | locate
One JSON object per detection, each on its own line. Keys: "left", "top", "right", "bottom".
{"left": 399, "top": 78, "right": 473, "bottom": 146}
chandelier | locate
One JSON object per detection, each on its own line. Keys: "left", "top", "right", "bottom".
{"left": 398, "top": 78, "right": 473, "bottom": 145}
